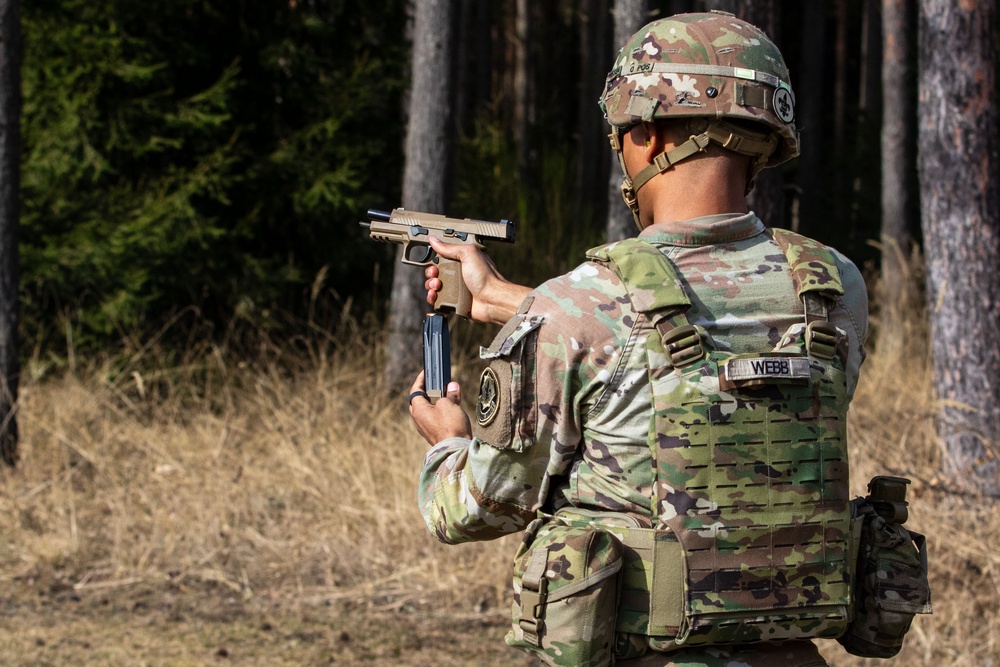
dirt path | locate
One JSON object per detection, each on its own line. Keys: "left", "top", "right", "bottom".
{"left": 0, "top": 580, "right": 536, "bottom": 666}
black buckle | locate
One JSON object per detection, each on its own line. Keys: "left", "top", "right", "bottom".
{"left": 661, "top": 324, "right": 705, "bottom": 367}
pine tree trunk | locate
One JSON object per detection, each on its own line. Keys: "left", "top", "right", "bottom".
{"left": 514, "top": 0, "right": 534, "bottom": 185}
{"left": 732, "top": 0, "right": 786, "bottom": 230}
{"left": 0, "top": 0, "right": 20, "bottom": 467}
{"left": 575, "top": 0, "right": 610, "bottom": 223}
{"left": 831, "top": 0, "right": 849, "bottom": 226}
{"left": 880, "top": 0, "right": 917, "bottom": 331}
{"left": 796, "top": 0, "right": 829, "bottom": 236}
{"left": 385, "top": 0, "right": 455, "bottom": 390}
{"left": 918, "top": 0, "right": 1000, "bottom": 495}
{"left": 605, "top": 0, "right": 649, "bottom": 242}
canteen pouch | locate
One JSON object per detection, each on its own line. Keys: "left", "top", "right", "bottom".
{"left": 839, "top": 499, "right": 932, "bottom": 658}
{"left": 506, "top": 516, "right": 625, "bottom": 667}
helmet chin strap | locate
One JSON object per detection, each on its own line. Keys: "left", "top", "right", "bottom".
{"left": 609, "top": 120, "right": 778, "bottom": 231}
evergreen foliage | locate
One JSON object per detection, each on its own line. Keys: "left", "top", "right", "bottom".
{"left": 20, "top": 0, "right": 406, "bottom": 350}
{"left": 15, "top": 1, "right": 930, "bottom": 359}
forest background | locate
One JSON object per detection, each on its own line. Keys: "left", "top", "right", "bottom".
{"left": 1, "top": 0, "right": 998, "bottom": 665}
{"left": 17, "top": 0, "right": 897, "bottom": 351}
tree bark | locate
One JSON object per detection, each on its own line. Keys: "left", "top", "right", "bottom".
{"left": 796, "top": 0, "right": 830, "bottom": 236}
{"left": 385, "top": 0, "right": 456, "bottom": 390}
{"left": 0, "top": 0, "right": 20, "bottom": 467}
{"left": 880, "top": 0, "right": 917, "bottom": 332}
{"left": 731, "top": 0, "right": 786, "bottom": 230}
{"left": 918, "top": 0, "right": 1000, "bottom": 495}
{"left": 576, "top": 0, "right": 611, "bottom": 223}
{"left": 831, "top": 0, "right": 849, "bottom": 227}
{"left": 514, "top": 0, "right": 534, "bottom": 186}
{"left": 605, "top": 0, "right": 649, "bottom": 242}
{"left": 846, "top": 0, "right": 883, "bottom": 246}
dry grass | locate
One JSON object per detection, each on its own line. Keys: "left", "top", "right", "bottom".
{"left": 1, "top": 325, "right": 516, "bottom": 611}
{"left": 1, "top": 262, "right": 998, "bottom": 665}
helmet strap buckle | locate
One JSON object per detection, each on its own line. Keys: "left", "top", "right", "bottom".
{"left": 719, "top": 131, "right": 739, "bottom": 151}
{"left": 620, "top": 178, "right": 638, "bottom": 211}
{"left": 608, "top": 129, "right": 623, "bottom": 152}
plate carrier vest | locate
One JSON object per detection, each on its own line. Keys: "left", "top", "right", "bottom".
{"left": 582, "top": 229, "right": 854, "bottom": 650}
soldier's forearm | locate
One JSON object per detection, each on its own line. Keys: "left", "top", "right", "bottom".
{"left": 484, "top": 283, "right": 533, "bottom": 325}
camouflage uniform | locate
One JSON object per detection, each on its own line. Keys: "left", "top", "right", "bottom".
{"left": 418, "top": 212, "right": 867, "bottom": 666}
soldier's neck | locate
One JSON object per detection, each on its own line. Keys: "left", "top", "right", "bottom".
{"left": 642, "top": 162, "right": 751, "bottom": 226}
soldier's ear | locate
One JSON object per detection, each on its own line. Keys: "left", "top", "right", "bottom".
{"left": 643, "top": 122, "right": 663, "bottom": 163}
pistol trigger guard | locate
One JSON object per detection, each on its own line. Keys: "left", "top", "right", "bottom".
{"left": 405, "top": 243, "right": 435, "bottom": 265}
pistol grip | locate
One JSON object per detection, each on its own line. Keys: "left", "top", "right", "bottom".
{"left": 433, "top": 257, "right": 472, "bottom": 319}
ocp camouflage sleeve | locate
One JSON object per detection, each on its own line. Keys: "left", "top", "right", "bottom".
{"left": 417, "top": 264, "right": 634, "bottom": 544}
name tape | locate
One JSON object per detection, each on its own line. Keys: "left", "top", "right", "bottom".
{"left": 725, "top": 357, "right": 810, "bottom": 382}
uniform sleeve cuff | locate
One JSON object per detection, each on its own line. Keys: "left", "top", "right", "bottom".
{"left": 422, "top": 437, "right": 471, "bottom": 466}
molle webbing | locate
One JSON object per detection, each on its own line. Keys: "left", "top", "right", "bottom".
{"left": 652, "top": 364, "right": 852, "bottom": 645}
{"left": 588, "top": 235, "right": 853, "bottom": 646}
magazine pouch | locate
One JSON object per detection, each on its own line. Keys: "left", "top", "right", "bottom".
{"left": 506, "top": 516, "right": 625, "bottom": 667}
{"left": 838, "top": 478, "right": 932, "bottom": 658}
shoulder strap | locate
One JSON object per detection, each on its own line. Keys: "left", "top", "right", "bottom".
{"left": 769, "top": 228, "right": 845, "bottom": 298}
{"left": 587, "top": 238, "right": 708, "bottom": 367}
{"left": 770, "top": 228, "right": 845, "bottom": 324}
{"left": 587, "top": 238, "right": 691, "bottom": 331}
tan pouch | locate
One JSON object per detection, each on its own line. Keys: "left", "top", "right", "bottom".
{"left": 506, "top": 516, "right": 624, "bottom": 667}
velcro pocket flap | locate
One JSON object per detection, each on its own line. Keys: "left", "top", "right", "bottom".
{"left": 874, "top": 529, "right": 932, "bottom": 615}
{"left": 480, "top": 314, "right": 544, "bottom": 360}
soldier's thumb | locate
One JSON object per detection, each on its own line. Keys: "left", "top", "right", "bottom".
{"left": 446, "top": 381, "right": 461, "bottom": 403}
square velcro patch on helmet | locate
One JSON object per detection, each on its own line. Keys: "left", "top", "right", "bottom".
{"left": 624, "top": 93, "right": 660, "bottom": 122}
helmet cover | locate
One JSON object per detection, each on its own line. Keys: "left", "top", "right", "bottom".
{"left": 600, "top": 12, "right": 799, "bottom": 166}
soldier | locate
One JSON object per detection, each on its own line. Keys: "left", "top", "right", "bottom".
{"left": 409, "top": 12, "right": 868, "bottom": 667}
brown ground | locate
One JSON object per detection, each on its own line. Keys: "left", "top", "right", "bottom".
{"left": 1, "top": 578, "right": 534, "bottom": 666}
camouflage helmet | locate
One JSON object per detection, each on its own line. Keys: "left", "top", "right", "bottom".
{"left": 600, "top": 11, "right": 799, "bottom": 167}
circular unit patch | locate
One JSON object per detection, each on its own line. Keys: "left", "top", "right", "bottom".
{"left": 477, "top": 367, "right": 501, "bottom": 427}
{"left": 773, "top": 87, "right": 795, "bottom": 124}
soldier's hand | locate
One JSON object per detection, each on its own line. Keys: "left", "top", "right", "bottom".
{"left": 408, "top": 371, "right": 472, "bottom": 445}
{"left": 425, "top": 237, "right": 532, "bottom": 325}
